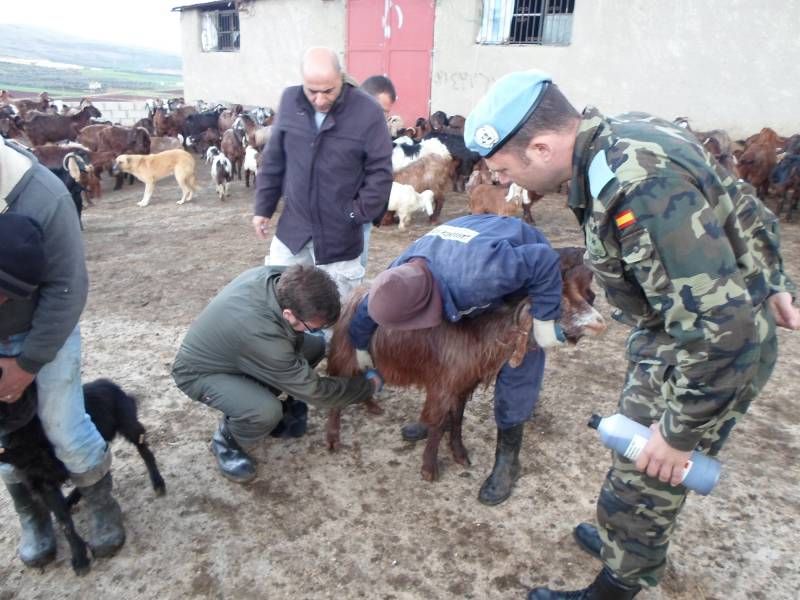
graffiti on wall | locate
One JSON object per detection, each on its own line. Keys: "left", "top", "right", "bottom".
{"left": 433, "top": 71, "right": 497, "bottom": 93}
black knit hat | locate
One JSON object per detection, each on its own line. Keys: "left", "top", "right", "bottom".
{"left": 0, "top": 213, "right": 45, "bottom": 300}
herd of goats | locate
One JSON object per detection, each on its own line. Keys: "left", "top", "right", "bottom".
{"left": 1, "top": 90, "right": 799, "bottom": 226}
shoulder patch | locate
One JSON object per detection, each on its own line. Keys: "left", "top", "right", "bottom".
{"left": 588, "top": 150, "right": 616, "bottom": 199}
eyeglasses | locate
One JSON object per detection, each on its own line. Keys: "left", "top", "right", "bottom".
{"left": 297, "top": 315, "right": 329, "bottom": 334}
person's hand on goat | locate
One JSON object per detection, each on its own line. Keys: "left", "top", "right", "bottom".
{"left": 0, "top": 358, "right": 35, "bottom": 403}
{"left": 364, "top": 369, "right": 384, "bottom": 394}
{"left": 532, "top": 319, "right": 566, "bottom": 349}
{"left": 356, "top": 349, "right": 375, "bottom": 371}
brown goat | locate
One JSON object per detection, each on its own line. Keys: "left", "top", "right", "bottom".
{"left": 468, "top": 183, "right": 540, "bottom": 224}
{"left": 392, "top": 154, "right": 454, "bottom": 223}
{"left": 11, "top": 92, "right": 51, "bottom": 118}
{"left": 23, "top": 105, "right": 102, "bottom": 146}
{"left": 739, "top": 141, "right": 778, "bottom": 199}
{"left": 79, "top": 125, "right": 151, "bottom": 190}
{"left": 217, "top": 105, "right": 243, "bottom": 133}
{"left": 325, "top": 247, "right": 605, "bottom": 481}
{"left": 220, "top": 128, "right": 245, "bottom": 180}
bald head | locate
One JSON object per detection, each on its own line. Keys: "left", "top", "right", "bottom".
{"left": 301, "top": 47, "right": 341, "bottom": 78}
{"left": 301, "top": 47, "right": 343, "bottom": 113}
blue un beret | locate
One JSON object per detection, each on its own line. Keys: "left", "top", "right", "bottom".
{"left": 464, "top": 70, "right": 553, "bottom": 157}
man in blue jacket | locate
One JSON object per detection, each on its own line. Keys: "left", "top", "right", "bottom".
{"left": 349, "top": 214, "right": 566, "bottom": 505}
{"left": 253, "top": 47, "right": 393, "bottom": 301}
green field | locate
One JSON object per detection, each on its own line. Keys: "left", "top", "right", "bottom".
{"left": 0, "top": 60, "right": 182, "bottom": 97}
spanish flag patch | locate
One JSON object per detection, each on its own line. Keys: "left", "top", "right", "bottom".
{"left": 615, "top": 209, "right": 636, "bottom": 230}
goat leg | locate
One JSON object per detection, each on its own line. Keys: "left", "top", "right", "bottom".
{"left": 448, "top": 394, "right": 471, "bottom": 467}
{"left": 326, "top": 408, "right": 342, "bottom": 451}
{"left": 135, "top": 441, "right": 166, "bottom": 496}
{"left": 38, "top": 483, "right": 91, "bottom": 575}
{"left": 420, "top": 423, "right": 445, "bottom": 481}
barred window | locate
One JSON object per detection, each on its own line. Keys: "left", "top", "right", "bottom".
{"left": 478, "top": 0, "right": 575, "bottom": 46}
{"left": 201, "top": 9, "right": 240, "bottom": 52}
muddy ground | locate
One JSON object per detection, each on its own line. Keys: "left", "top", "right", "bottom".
{"left": 0, "top": 164, "right": 798, "bottom": 600}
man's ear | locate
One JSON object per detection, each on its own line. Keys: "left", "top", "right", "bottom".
{"left": 528, "top": 135, "right": 553, "bottom": 164}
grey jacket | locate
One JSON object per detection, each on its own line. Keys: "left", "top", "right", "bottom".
{"left": 172, "top": 266, "right": 372, "bottom": 409}
{"left": 0, "top": 141, "right": 87, "bottom": 373}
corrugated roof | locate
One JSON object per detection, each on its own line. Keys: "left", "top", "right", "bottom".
{"left": 171, "top": 1, "right": 236, "bottom": 12}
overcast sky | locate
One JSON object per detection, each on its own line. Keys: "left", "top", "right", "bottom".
{"left": 0, "top": 0, "right": 183, "bottom": 55}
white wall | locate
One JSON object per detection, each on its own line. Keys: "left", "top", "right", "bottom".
{"left": 180, "top": 0, "right": 346, "bottom": 109}
{"left": 431, "top": 0, "right": 800, "bottom": 138}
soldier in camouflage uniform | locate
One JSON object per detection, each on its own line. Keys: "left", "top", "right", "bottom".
{"left": 463, "top": 70, "right": 800, "bottom": 600}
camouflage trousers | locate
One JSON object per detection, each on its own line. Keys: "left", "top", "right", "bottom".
{"left": 596, "top": 308, "right": 777, "bottom": 588}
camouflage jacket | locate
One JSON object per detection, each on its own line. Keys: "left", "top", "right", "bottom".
{"left": 568, "top": 106, "right": 796, "bottom": 450}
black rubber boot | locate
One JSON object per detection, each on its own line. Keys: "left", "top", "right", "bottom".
{"left": 401, "top": 422, "right": 428, "bottom": 442}
{"left": 528, "top": 568, "right": 641, "bottom": 599}
{"left": 76, "top": 472, "right": 126, "bottom": 558}
{"left": 270, "top": 397, "right": 309, "bottom": 439}
{"left": 5, "top": 482, "right": 56, "bottom": 567}
{"left": 211, "top": 420, "right": 256, "bottom": 483}
{"left": 574, "top": 522, "right": 603, "bottom": 560}
{"left": 478, "top": 423, "right": 524, "bottom": 506}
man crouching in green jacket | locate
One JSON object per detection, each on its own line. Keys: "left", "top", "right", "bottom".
{"left": 172, "top": 265, "right": 382, "bottom": 483}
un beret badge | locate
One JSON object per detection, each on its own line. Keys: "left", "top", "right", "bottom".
{"left": 474, "top": 125, "right": 500, "bottom": 149}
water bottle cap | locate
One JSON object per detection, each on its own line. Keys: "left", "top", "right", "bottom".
{"left": 587, "top": 414, "right": 602, "bottom": 430}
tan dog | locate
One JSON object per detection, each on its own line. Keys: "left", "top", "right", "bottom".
{"left": 114, "top": 149, "right": 198, "bottom": 207}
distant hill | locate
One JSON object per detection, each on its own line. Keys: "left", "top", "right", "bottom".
{"left": 0, "top": 24, "right": 182, "bottom": 97}
{"left": 0, "top": 24, "right": 181, "bottom": 73}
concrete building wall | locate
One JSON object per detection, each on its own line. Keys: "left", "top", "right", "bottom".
{"left": 92, "top": 101, "right": 149, "bottom": 126}
{"left": 431, "top": 0, "right": 800, "bottom": 138}
{"left": 179, "top": 0, "right": 346, "bottom": 109}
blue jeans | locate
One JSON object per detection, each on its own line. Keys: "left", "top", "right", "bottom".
{"left": 0, "top": 326, "right": 110, "bottom": 486}
{"left": 493, "top": 348, "right": 546, "bottom": 429}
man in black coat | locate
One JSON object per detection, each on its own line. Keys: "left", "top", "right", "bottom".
{"left": 253, "top": 47, "right": 393, "bottom": 301}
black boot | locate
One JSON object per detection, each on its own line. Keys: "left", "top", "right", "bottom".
{"left": 269, "top": 397, "right": 309, "bottom": 439}
{"left": 401, "top": 422, "right": 428, "bottom": 442}
{"left": 574, "top": 522, "right": 602, "bottom": 560}
{"left": 528, "top": 568, "right": 641, "bottom": 599}
{"left": 478, "top": 423, "right": 524, "bottom": 506}
{"left": 77, "top": 472, "right": 126, "bottom": 558}
{"left": 5, "top": 482, "right": 56, "bottom": 567}
{"left": 211, "top": 420, "right": 256, "bottom": 483}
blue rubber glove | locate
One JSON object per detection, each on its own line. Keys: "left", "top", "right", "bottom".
{"left": 364, "top": 368, "right": 384, "bottom": 394}
{"left": 532, "top": 319, "right": 566, "bottom": 348}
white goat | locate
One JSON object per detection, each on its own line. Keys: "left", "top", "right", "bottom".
{"left": 243, "top": 146, "right": 259, "bottom": 188}
{"left": 210, "top": 154, "right": 233, "bottom": 201}
{"left": 391, "top": 137, "right": 450, "bottom": 171}
{"left": 387, "top": 183, "right": 435, "bottom": 230}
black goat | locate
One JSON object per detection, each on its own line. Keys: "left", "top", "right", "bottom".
{"left": 0, "top": 378, "right": 165, "bottom": 575}
{"left": 48, "top": 167, "right": 84, "bottom": 229}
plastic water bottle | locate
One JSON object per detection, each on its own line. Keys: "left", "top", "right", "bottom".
{"left": 588, "top": 413, "right": 721, "bottom": 495}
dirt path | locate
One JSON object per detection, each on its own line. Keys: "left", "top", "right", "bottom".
{"left": 1, "top": 167, "right": 798, "bottom": 600}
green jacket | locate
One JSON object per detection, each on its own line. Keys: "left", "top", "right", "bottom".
{"left": 568, "top": 106, "right": 795, "bottom": 450}
{"left": 172, "top": 266, "right": 372, "bottom": 410}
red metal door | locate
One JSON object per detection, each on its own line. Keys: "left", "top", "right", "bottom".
{"left": 346, "top": 0, "right": 435, "bottom": 125}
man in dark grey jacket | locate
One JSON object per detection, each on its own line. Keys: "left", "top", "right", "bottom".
{"left": 0, "top": 137, "right": 125, "bottom": 567}
{"left": 172, "top": 264, "right": 382, "bottom": 483}
{"left": 252, "top": 47, "right": 393, "bottom": 301}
